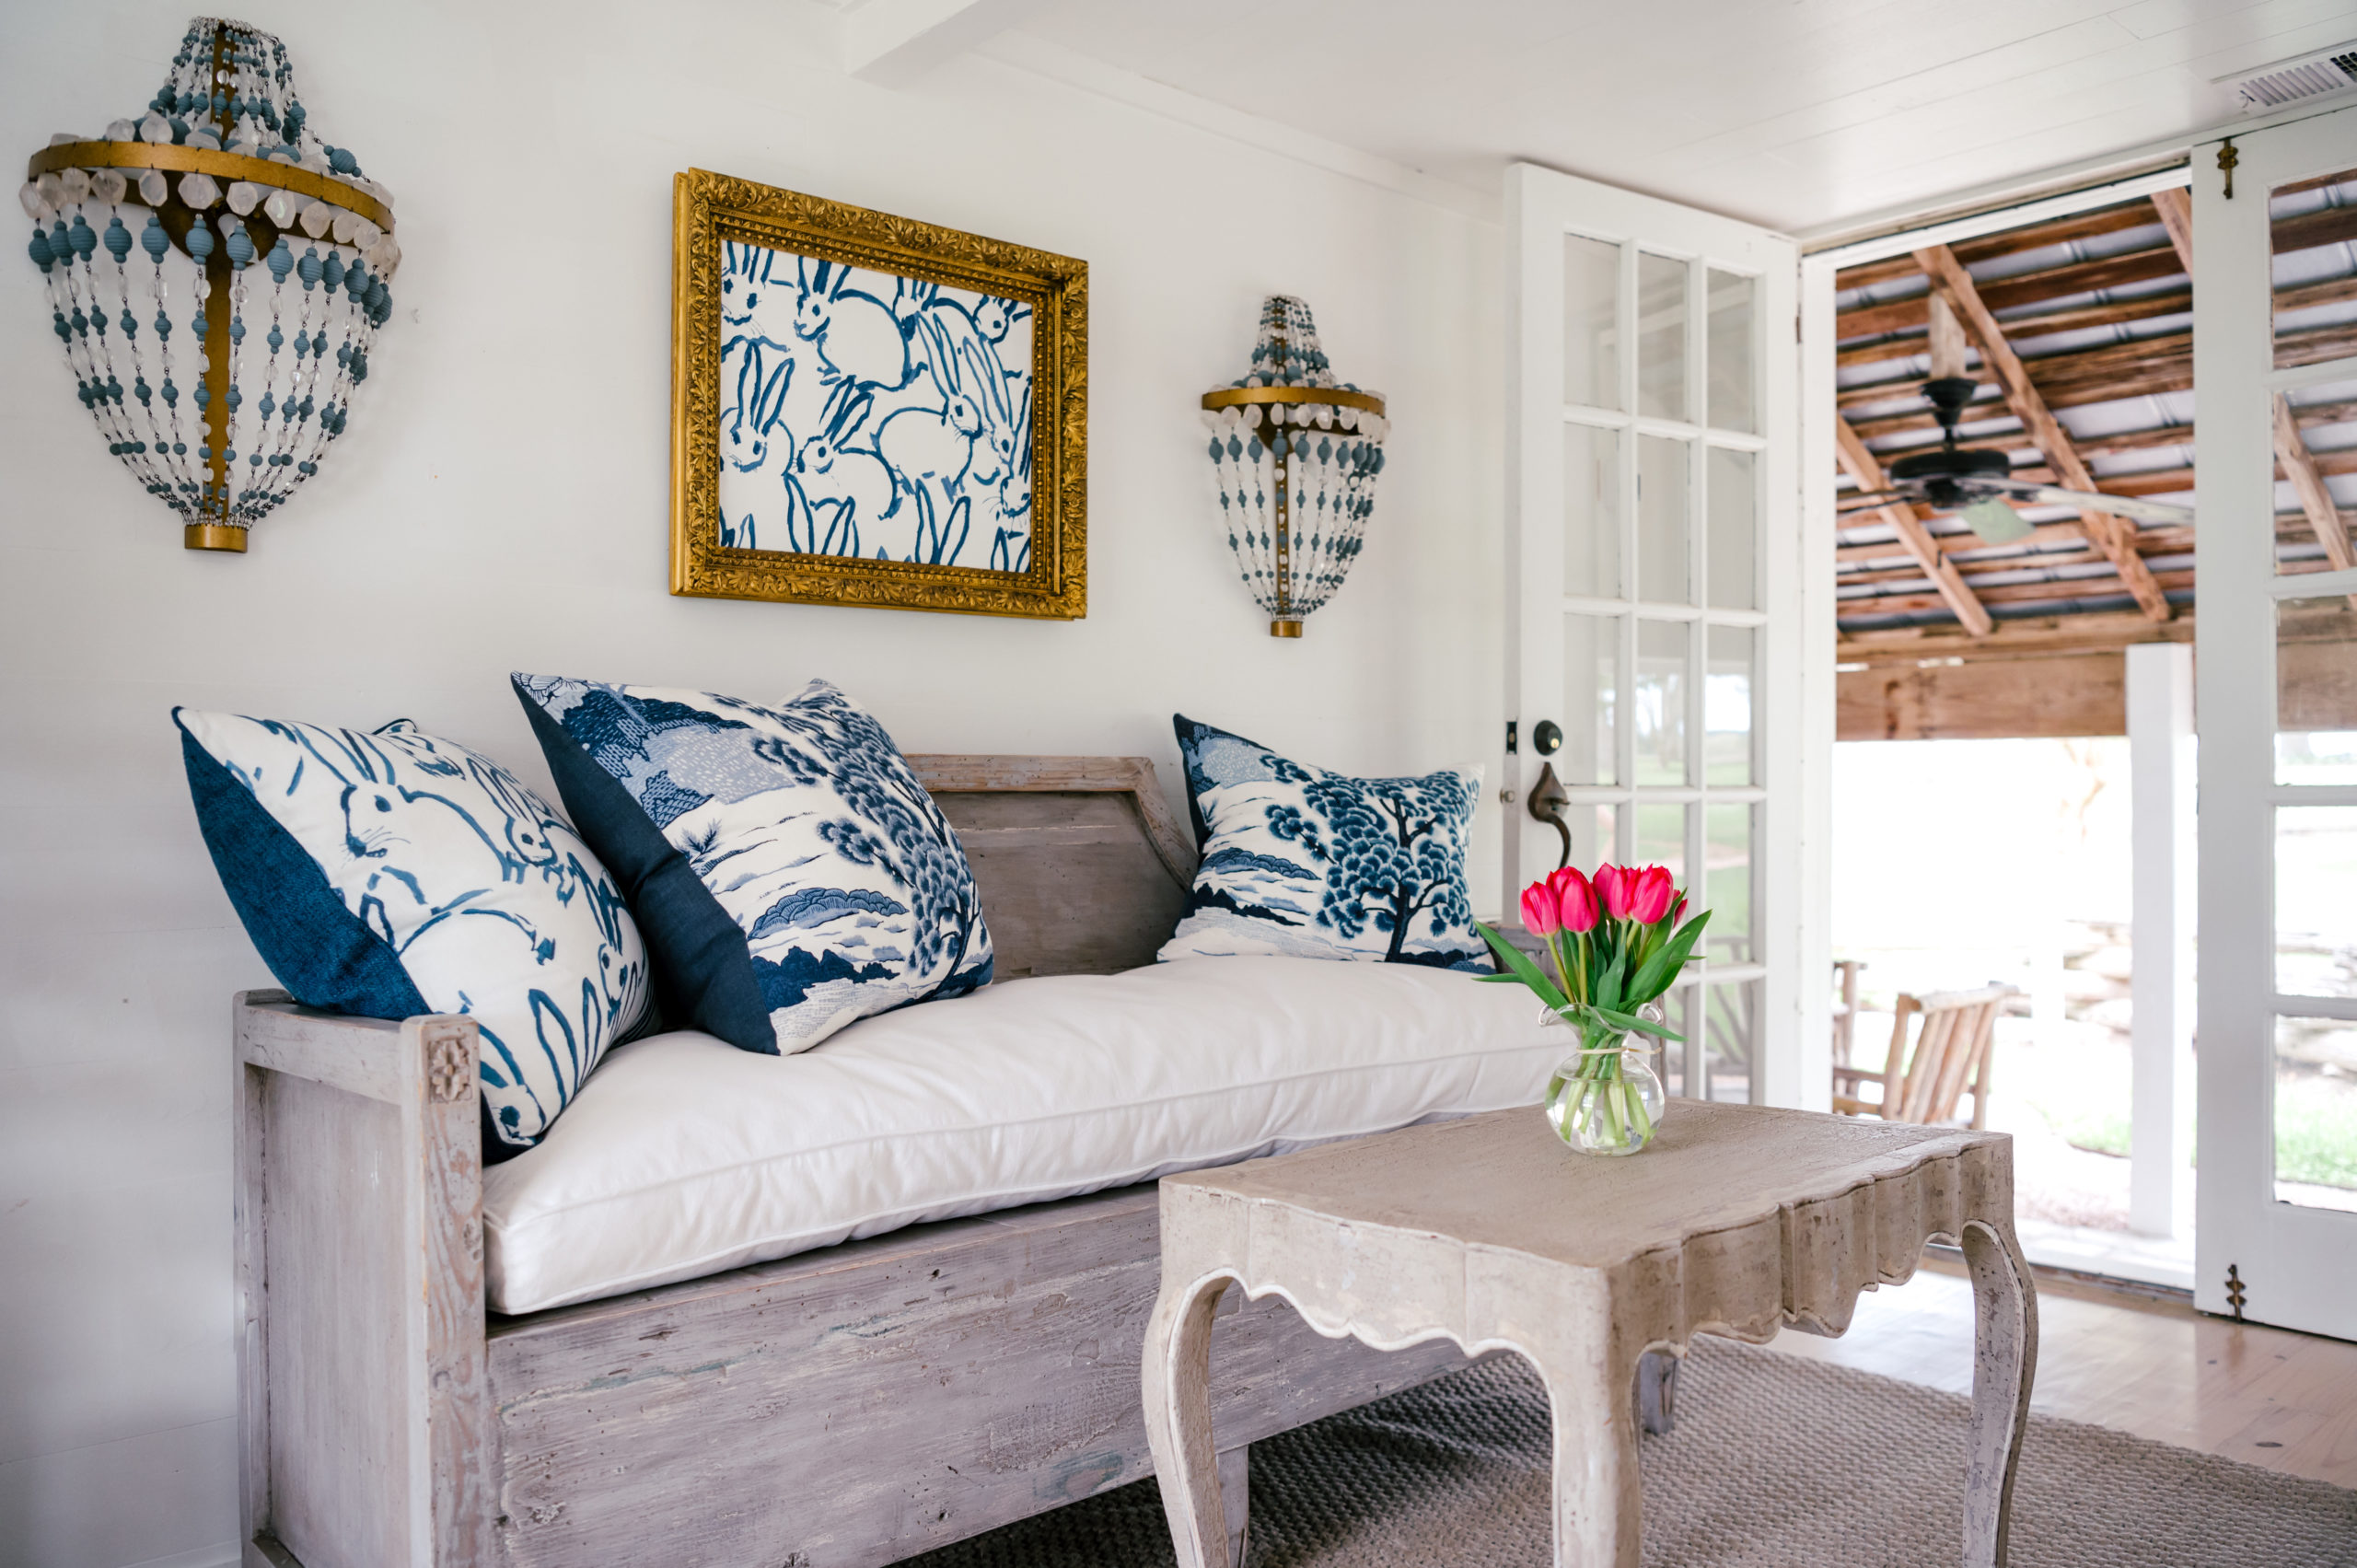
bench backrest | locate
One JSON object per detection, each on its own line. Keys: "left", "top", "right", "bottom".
{"left": 908, "top": 754, "right": 1197, "bottom": 979}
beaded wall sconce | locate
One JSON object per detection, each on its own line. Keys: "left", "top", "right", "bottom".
{"left": 20, "top": 17, "right": 399, "bottom": 552}
{"left": 1199, "top": 296, "right": 1388, "bottom": 636}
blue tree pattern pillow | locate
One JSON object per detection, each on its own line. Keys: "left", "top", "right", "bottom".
{"left": 510, "top": 675, "right": 993, "bottom": 1055}
{"left": 175, "top": 710, "right": 651, "bottom": 1161}
{"left": 1158, "top": 716, "right": 1490, "bottom": 970}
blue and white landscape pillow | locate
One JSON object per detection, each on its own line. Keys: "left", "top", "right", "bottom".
{"left": 1158, "top": 716, "right": 1490, "bottom": 970}
{"left": 175, "top": 710, "right": 651, "bottom": 1162}
{"left": 511, "top": 674, "right": 993, "bottom": 1055}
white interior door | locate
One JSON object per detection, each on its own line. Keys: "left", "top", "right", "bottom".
{"left": 2193, "top": 106, "right": 2357, "bottom": 1339}
{"left": 1503, "top": 162, "right": 1803, "bottom": 1108}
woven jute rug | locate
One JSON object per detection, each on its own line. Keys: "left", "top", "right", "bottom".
{"left": 906, "top": 1336, "right": 2357, "bottom": 1567}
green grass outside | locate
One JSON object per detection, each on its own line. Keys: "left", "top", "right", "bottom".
{"left": 2278, "top": 1083, "right": 2357, "bottom": 1190}
{"left": 2027, "top": 1076, "right": 2357, "bottom": 1190}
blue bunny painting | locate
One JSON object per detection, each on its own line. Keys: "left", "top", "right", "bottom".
{"left": 718, "top": 240, "right": 1036, "bottom": 573}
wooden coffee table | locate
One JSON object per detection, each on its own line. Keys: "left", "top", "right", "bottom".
{"left": 1142, "top": 1100, "right": 2037, "bottom": 1568}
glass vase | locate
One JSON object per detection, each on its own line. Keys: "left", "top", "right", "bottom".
{"left": 1543, "top": 1009, "right": 1667, "bottom": 1156}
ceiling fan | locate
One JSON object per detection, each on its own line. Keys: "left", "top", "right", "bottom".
{"left": 1843, "top": 377, "right": 2196, "bottom": 545}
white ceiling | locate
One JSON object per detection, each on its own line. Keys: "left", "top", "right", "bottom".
{"left": 988, "top": 0, "right": 2357, "bottom": 234}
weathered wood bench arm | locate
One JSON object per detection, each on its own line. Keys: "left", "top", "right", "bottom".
{"left": 235, "top": 990, "right": 494, "bottom": 1568}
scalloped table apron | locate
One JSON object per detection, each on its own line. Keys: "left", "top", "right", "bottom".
{"left": 1142, "top": 1101, "right": 2038, "bottom": 1568}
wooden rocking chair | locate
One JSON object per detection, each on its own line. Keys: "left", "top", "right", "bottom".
{"left": 1832, "top": 983, "right": 2015, "bottom": 1129}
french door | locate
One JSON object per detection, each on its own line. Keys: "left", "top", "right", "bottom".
{"left": 1503, "top": 163, "right": 1805, "bottom": 1107}
{"left": 2193, "top": 105, "right": 2357, "bottom": 1339}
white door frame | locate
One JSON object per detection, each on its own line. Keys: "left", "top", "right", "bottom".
{"left": 2190, "top": 104, "right": 2357, "bottom": 1338}
{"left": 1801, "top": 162, "right": 2197, "bottom": 1215}
{"left": 1504, "top": 162, "right": 1802, "bottom": 1108}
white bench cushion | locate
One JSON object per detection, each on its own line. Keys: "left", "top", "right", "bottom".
{"left": 484, "top": 956, "right": 1562, "bottom": 1314}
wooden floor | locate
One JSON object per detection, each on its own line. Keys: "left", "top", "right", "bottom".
{"left": 1760, "top": 1253, "right": 2357, "bottom": 1490}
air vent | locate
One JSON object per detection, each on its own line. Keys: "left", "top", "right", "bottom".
{"left": 2223, "top": 45, "right": 2357, "bottom": 112}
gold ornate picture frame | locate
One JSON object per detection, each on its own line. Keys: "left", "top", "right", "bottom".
{"left": 670, "top": 168, "right": 1086, "bottom": 618}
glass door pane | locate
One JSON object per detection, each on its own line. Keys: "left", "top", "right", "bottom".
{"left": 1564, "top": 233, "right": 1622, "bottom": 410}
{"left": 1707, "top": 447, "right": 1758, "bottom": 610}
{"left": 1637, "top": 251, "right": 1689, "bottom": 421}
{"left": 1636, "top": 801, "right": 1687, "bottom": 881}
{"left": 1707, "top": 268, "right": 1758, "bottom": 435}
{"left": 1637, "top": 436, "right": 1690, "bottom": 603}
{"left": 1705, "top": 624, "right": 1754, "bottom": 785}
{"left": 1702, "top": 980, "right": 1758, "bottom": 1102}
{"left": 1706, "top": 802, "right": 1754, "bottom": 965}
{"left": 2271, "top": 168, "right": 2357, "bottom": 372}
{"left": 1634, "top": 621, "right": 1688, "bottom": 785}
{"left": 1563, "top": 423, "right": 1622, "bottom": 597}
{"left": 1562, "top": 613, "right": 1620, "bottom": 785}
{"left": 2277, "top": 595, "right": 2357, "bottom": 783}
{"left": 2276, "top": 806, "right": 2357, "bottom": 1000}
{"left": 2272, "top": 1015, "right": 2357, "bottom": 1210}
{"left": 2272, "top": 375, "right": 2357, "bottom": 577}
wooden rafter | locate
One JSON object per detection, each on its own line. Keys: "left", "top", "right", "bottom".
{"left": 1838, "top": 610, "right": 2191, "bottom": 667}
{"left": 1833, "top": 202, "right": 2161, "bottom": 292}
{"left": 2274, "top": 393, "right": 2357, "bottom": 608}
{"left": 1833, "top": 199, "right": 2357, "bottom": 306}
{"left": 1832, "top": 413, "right": 1993, "bottom": 635}
{"left": 1840, "top": 246, "right": 2186, "bottom": 337}
{"left": 1838, "top": 522, "right": 2194, "bottom": 567}
{"left": 1852, "top": 568, "right": 2197, "bottom": 617}
{"left": 2150, "top": 187, "right": 2194, "bottom": 273}
{"left": 1914, "top": 242, "right": 2174, "bottom": 621}
{"left": 2146, "top": 196, "right": 2357, "bottom": 610}
{"left": 1838, "top": 290, "right": 2193, "bottom": 366}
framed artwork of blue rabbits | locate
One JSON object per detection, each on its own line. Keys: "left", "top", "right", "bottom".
{"left": 670, "top": 168, "right": 1087, "bottom": 619}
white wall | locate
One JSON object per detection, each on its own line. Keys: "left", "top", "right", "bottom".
{"left": 0, "top": 4, "right": 1504, "bottom": 1562}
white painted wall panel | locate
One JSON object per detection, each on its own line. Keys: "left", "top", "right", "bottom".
{"left": 0, "top": 3, "right": 1504, "bottom": 1561}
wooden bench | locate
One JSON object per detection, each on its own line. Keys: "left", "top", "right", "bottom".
{"left": 232, "top": 754, "right": 1478, "bottom": 1568}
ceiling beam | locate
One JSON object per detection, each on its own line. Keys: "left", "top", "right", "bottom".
{"left": 2274, "top": 393, "right": 2357, "bottom": 607}
{"left": 1832, "top": 413, "right": 1993, "bottom": 635}
{"left": 1837, "top": 291, "right": 2193, "bottom": 367}
{"left": 1834, "top": 315, "right": 2357, "bottom": 424}
{"left": 1839, "top": 246, "right": 2186, "bottom": 338}
{"left": 1834, "top": 201, "right": 2162, "bottom": 292}
{"left": 1914, "top": 242, "right": 2172, "bottom": 621}
{"left": 839, "top": 0, "right": 1047, "bottom": 87}
{"left": 1837, "top": 522, "right": 2194, "bottom": 567}
{"left": 1846, "top": 567, "right": 2197, "bottom": 617}
{"left": 1839, "top": 610, "right": 2192, "bottom": 667}
{"left": 1835, "top": 201, "right": 2357, "bottom": 303}
{"left": 2150, "top": 188, "right": 2194, "bottom": 273}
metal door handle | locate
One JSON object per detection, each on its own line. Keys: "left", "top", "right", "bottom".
{"left": 1527, "top": 761, "right": 1572, "bottom": 871}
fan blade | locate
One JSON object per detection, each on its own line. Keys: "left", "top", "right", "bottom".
{"left": 1960, "top": 496, "right": 2036, "bottom": 545}
{"left": 1837, "top": 488, "right": 1915, "bottom": 513}
{"left": 1983, "top": 479, "right": 2194, "bottom": 526}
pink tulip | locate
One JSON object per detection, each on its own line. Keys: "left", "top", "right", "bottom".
{"left": 1553, "top": 867, "right": 1598, "bottom": 934}
{"left": 1630, "top": 865, "right": 1677, "bottom": 924}
{"left": 1518, "top": 879, "right": 1561, "bottom": 936}
{"left": 1668, "top": 893, "right": 1688, "bottom": 926}
{"left": 1594, "top": 863, "right": 1635, "bottom": 920}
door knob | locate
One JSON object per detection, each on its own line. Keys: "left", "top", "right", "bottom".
{"left": 1527, "top": 761, "right": 1572, "bottom": 871}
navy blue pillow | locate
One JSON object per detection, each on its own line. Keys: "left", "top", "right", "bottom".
{"left": 511, "top": 675, "right": 994, "bottom": 1057}
{"left": 1158, "top": 715, "right": 1490, "bottom": 970}
{"left": 176, "top": 709, "right": 653, "bottom": 1162}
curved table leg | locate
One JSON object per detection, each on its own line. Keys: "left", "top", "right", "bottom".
{"left": 1540, "top": 1349, "right": 1643, "bottom": 1567}
{"left": 1143, "top": 1272, "right": 1238, "bottom": 1568}
{"left": 1961, "top": 1219, "right": 2038, "bottom": 1568}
